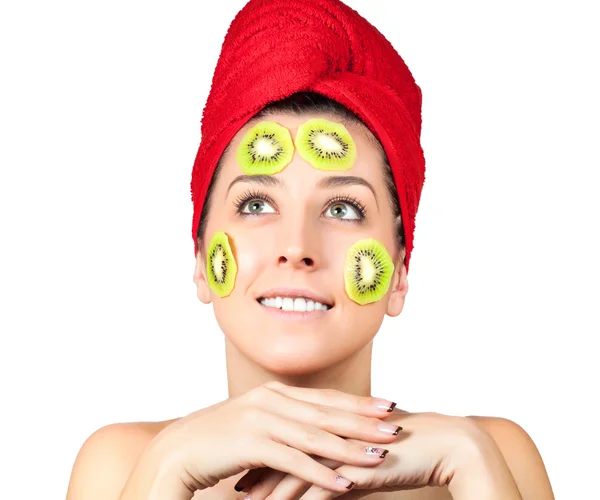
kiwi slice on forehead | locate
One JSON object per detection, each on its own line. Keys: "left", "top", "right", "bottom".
{"left": 344, "top": 238, "right": 394, "bottom": 305}
{"left": 206, "top": 231, "right": 237, "bottom": 298}
{"left": 236, "top": 121, "right": 294, "bottom": 175}
{"left": 294, "top": 118, "right": 357, "bottom": 171}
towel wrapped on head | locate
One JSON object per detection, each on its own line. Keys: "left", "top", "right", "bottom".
{"left": 190, "top": 0, "right": 426, "bottom": 274}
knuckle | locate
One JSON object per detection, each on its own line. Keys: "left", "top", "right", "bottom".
{"left": 305, "top": 424, "right": 322, "bottom": 443}
{"left": 361, "top": 414, "right": 379, "bottom": 429}
{"left": 361, "top": 467, "right": 379, "bottom": 488}
{"left": 313, "top": 403, "right": 335, "bottom": 429}
{"left": 316, "top": 403, "right": 331, "bottom": 415}
{"left": 263, "top": 380, "right": 285, "bottom": 390}
{"left": 327, "top": 439, "right": 354, "bottom": 464}
{"left": 321, "top": 387, "right": 338, "bottom": 403}
{"left": 342, "top": 438, "right": 357, "bottom": 458}
{"left": 421, "top": 411, "right": 442, "bottom": 422}
{"left": 245, "top": 385, "right": 272, "bottom": 406}
{"left": 350, "top": 394, "right": 364, "bottom": 412}
{"left": 239, "top": 406, "right": 265, "bottom": 427}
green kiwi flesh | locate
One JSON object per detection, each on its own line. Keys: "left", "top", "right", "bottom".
{"left": 344, "top": 238, "right": 394, "bottom": 305}
{"left": 236, "top": 121, "right": 294, "bottom": 175}
{"left": 294, "top": 118, "right": 356, "bottom": 171}
{"left": 206, "top": 231, "right": 237, "bottom": 298}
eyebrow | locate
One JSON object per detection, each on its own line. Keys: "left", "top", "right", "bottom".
{"left": 226, "top": 174, "right": 378, "bottom": 207}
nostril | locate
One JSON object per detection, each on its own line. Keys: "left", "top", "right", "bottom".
{"left": 277, "top": 257, "right": 315, "bottom": 266}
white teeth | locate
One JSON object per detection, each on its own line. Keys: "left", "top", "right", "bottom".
{"left": 259, "top": 296, "right": 331, "bottom": 311}
{"left": 294, "top": 297, "right": 307, "bottom": 312}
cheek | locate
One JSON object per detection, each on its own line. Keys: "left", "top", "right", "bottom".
{"left": 231, "top": 236, "right": 266, "bottom": 282}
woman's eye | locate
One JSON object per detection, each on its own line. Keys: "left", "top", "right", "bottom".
{"left": 326, "top": 202, "right": 361, "bottom": 220}
{"left": 238, "top": 197, "right": 363, "bottom": 221}
{"left": 240, "top": 199, "right": 276, "bottom": 214}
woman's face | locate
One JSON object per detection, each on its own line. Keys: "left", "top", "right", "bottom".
{"left": 193, "top": 113, "right": 408, "bottom": 375}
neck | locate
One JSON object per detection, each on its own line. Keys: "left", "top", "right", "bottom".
{"left": 224, "top": 338, "right": 374, "bottom": 398}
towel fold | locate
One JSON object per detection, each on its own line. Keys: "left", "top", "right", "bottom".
{"left": 190, "top": 0, "right": 425, "bottom": 274}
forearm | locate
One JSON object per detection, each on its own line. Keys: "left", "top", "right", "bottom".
{"left": 448, "top": 428, "right": 522, "bottom": 500}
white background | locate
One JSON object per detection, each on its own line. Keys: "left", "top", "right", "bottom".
{"left": 1, "top": 1, "right": 598, "bottom": 498}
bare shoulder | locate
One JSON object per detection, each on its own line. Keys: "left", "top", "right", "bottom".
{"left": 66, "top": 418, "right": 181, "bottom": 500}
{"left": 467, "top": 415, "right": 555, "bottom": 499}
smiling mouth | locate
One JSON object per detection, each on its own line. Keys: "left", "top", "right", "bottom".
{"left": 257, "top": 296, "right": 334, "bottom": 312}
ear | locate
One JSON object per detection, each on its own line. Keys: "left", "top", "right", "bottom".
{"left": 193, "top": 250, "right": 213, "bottom": 305}
{"left": 385, "top": 252, "right": 408, "bottom": 318}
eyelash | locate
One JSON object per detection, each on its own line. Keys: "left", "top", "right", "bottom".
{"left": 233, "top": 189, "right": 368, "bottom": 221}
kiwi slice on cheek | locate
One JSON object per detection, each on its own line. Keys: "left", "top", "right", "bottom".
{"left": 206, "top": 231, "right": 238, "bottom": 298}
{"left": 344, "top": 238, "right": 395, "bottom": 305}
{"left": 294, "top": 118, "right": 357, "bottom": 171}
{"left": 236, "top": 121, "right": 294, "bottom": 175}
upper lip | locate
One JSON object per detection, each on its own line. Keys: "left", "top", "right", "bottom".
{"left": 256, "top": 287, "right": 334, "bottom": 307}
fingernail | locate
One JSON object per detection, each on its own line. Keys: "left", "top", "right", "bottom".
{"left": 365, "top": 446, "right": 389, "bottom": 458}
{"left": 378, "top": 422, "right": 403, "bottom": 435}
{"left": 335, "top": 475, "right": 355, "bottom": 489}
{"left": 373, "top": 398, "right": 397, "bottom": 412}
{"left": 244, "top": 495, "right": 251, "bottom": 499}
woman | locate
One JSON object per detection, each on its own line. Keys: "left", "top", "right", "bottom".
{"left": 67, "top": 1, "right": 554, "bottom": 499}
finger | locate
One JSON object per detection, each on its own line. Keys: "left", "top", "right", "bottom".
{"left": 233, "top": 467, "right": 266, "bottom": 492}
{"left": 244, "top": 457, "right": 343, "bottom": 499}
{"left": 301, "top": 459, "right": 424, "bottom": 500}
{"left": 256, "top": 441, "right": 357, "bottom": 493}
{"left": 239, "top": 468, "right": 287, "bottom": 499}
{"left": 262, "top": 470, "right": 316, "bottom": 499}
{"left": 268, "top": 454, "right": 394, "bottom": 500}
{"left": 253, "top": 385, "right": 402, "bottom": 446}
{"left": 264, "top": 380, "right": 397, "bottom": 417}
{"left": 302, "top": 484, "right": 373, "bottom": 500}
{"left": 300, "top": 463, "right": 379, "bottom": 500}
{"left": 263, "top": 411, "right": 391, "bottom": 468}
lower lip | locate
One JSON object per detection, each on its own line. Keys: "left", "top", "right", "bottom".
{"left": 256, "top": 300, "right": 333, "bottom": 321}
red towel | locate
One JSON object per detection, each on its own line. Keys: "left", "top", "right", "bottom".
{"left": 190, "top": 0, "right": 425, "bottom": 274}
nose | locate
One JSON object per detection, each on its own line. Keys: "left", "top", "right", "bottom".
{"left": 275, "top": 216, "right": 321, "bottom": 271}
{"left": 278, "top": 251, "right": 315, "bottom": 269}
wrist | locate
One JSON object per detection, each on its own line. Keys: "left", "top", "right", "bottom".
{"left": 120, "top": 427, "right": 195, "bottom": 500}
{"left": 148, "top": 425, "right": 200, "bottom": 499}
{"left": 448, "top": 423, "right": 522, "bottom": 500}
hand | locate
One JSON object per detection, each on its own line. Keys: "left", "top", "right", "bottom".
{"left": 236, "top": 407, "right": 486, "bottom": 499}
{"left": 151, "top": 380, "right": 401, "bottom": 498}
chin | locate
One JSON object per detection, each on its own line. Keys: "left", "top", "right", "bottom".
{"left": 253, "top": 351, "right": 336, "bottom": 376}
{"left": 230, "top": 335, "right": 338, "bottom": 373}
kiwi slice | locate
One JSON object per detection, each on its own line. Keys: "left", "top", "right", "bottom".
{"left": 294, "top": 118, "right": 357, "bottom": 171}
{"left": 206, "top": 231, "right": 238, "bottom": 298}
{"left": 344, "top": 238, "right": 394, "bottom": 305}
{"left": 236, "top": 121, "right": 294, "bottom": 175}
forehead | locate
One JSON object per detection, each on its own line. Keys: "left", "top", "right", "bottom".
{"left": 214, "top": 110, "right": 390, "bottom": 209}
{"left": 225, "top": 111, "right": 384, "bottom": 167}
{"left": 217, "top": 111, "right": 386, "bottom": 188}
{"left": 246, "top": 111, "right": 381, "bottom": 147}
